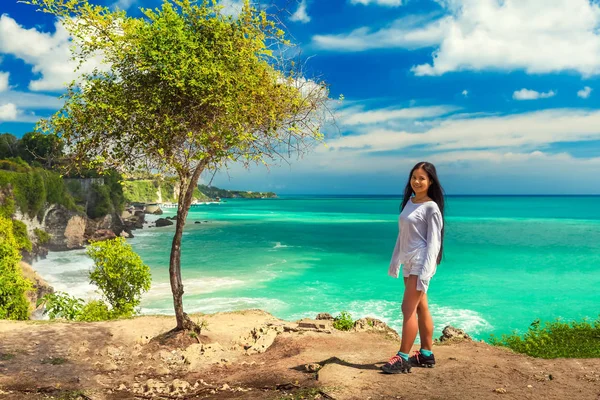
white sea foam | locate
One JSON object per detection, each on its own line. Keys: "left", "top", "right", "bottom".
{"left": 286, "top": 299, "right": 492, "bottom": 340}
{"left": 141, "top": 297, "right": 287, "bottom": 315}
{"left": 32, "top": 249, "right": 99, "bottom": 300}
{"left": 144, "top": 277, "right": 245, "bottom": 300}
{"left": 273, "top": 242, "right": 291, "bottom": 249}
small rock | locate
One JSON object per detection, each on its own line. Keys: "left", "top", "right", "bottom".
{"left": 171, "top": 379, "right": 191, "bottom": 392}
{"left": 305, "top": 363, "right": 321, "bottom": 372}
{"left": 221, "top": 383, "right": 230, "bottom": 391}
{"left": 118, "top": 384, "right": 127, "bottom": 391}
{"left": 493, "top": 388, "right": 507, "bottom": 394}
{"left": 527, "top": 385, "right": 533, "bottom": 388}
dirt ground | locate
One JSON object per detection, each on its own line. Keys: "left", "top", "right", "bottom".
{"left": 0, "top": 310, "right": 599, "bottom": 400}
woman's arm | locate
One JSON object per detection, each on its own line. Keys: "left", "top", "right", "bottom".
{"left": 420, "top": 210, "right": 443, "bottom": 285}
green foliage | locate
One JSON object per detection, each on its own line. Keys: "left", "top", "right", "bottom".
{"left": 333, "top": 311, "right": 354, "bottom": 331}
{"left": 489, "top": 317, "right": 600, "bottom": 358}
{"left": 0, "top": 217, "right": 32, "bottom": 320}
{"left": 38, "top": 292, "right": 84, "bottom": 320}
{"left": 77, "top": 300, "right": 112, "bottom": 322}
{"left": 88, "top": 182, "right": 113, "bottom": 219}
{"left": 86, "top": 237, "right": 151, "bottom": 316}
{"left": 41, "top": 356, "right": 68, "bottom": 365}
{"left": 0, "top": 134, "right": 19, "bottom": 159}
{"left": 34, "top": 228, "right": 51, "bottom": 244}
{"left": 122, "top": 180, "right": 159, "bottom": 203}
{"left": 0, "top": 188, "right": 15, "bottom": 218}
{"left": 0, "top": 158, "right": 31, "bottom": 173}
{"left": 11, "top": 219, "right": 32, "bottom": 252}
{"left": 18, "top": 131, "right": 64, "bottom": 168}
{"left": 0, "top": 169, "right": 78, "bottom": 218}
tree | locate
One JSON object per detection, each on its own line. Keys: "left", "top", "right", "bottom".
{"left": 27, "top": 0, "right": 330, "bottom": 330}
{"left": 18, "top": 131, "right": 64, "bottom": 168}
{"left": 87, "top": 237, "right": 151, "bottom": 317}
{"left": 0, "top": 133, "right": 19, "bottom": 159}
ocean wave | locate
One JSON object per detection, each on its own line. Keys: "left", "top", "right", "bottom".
{"left": 141, "top": 297, "right": 287, "bottom": 315}
{"left": 285, "top": 299, "right": 492, "bottom": 340}
{"left": 144, "top": 277, "right": 245, "bottom": 299}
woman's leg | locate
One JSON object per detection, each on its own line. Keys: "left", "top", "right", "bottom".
{"left": 399, "top": 275, "right": 423, "bottom": 354}
{"left": 417, "top": 293, "right": 434, "bottom": 351}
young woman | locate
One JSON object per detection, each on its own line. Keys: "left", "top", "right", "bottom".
{"left": 382, "top": 161, "right": 445, "bottom": 374}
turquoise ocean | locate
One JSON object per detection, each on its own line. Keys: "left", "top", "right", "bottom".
{"left": 34, "top": 196, "right": 600, "bottom": 340}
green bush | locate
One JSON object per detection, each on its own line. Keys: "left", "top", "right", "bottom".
{"left": 34, "top": 228, "right": 51, "bottom": 244}
{"left": 38, "top": 292, "right": 84, "bottom": 320}
{"left": 12, "top": 220, "right": 32, "bottom": 252}
{"left": 0, "top": 217, "right": 32, "bottom": 320}
{"left": 78, "top": 300, "right": 112, "bottom": 322}
{"left": 87, "top": 237, "right": 151, "bottom": 317}
{"left": 489, "top": 317, "right": 600, "bottom": 359}
{"left": 333, "top": 311, "right": 354, "bottom": 331}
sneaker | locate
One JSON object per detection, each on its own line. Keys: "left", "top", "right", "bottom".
{"left": 381, "top": 354, "right": 412, "bottom": 374}
{"left": 408, "top": 350, "right": 435, "bottom": 368}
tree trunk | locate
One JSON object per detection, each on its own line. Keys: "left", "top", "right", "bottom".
{"left": 169, "top": 164, "right": 205, "bottom": 330}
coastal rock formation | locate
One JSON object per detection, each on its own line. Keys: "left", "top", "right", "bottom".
{"left": 44, "top": 206, "right": 87, "bottom": 250}
{"left": 315, "top": 313, "right": 334, "bottom": 320}
{"left": 353, "top": 317, "right": 401, "bottom": 341}
{"left": 89, "top": 229, "right": 117, "bottom": 242}
{"left": 155, "top": 218, "right": 174, "bottom": 227}
{"left": 19, "top": 262, "right": 54, "bottom": 319}
{"left": 439, "top": 325, "right": 472, "bottom": 342}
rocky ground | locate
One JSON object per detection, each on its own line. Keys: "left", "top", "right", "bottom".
{"left": 0, "top": 310, "right": 599, "bottom": 400}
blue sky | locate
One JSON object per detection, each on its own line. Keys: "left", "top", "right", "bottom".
{"left": 2, "top": 0, "right": 600, "bottom": 194}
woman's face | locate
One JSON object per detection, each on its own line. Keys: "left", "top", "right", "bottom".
{"left": 410, "top": 168, "right": 432, "bottom": 197}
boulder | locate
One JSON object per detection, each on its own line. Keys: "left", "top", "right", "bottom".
{"left": 155, "top": 218, "right": 174, "bottom": 227}
{"left": 316, "top": 313, "right": 334, "bottom": 320}
{"left": 353, "top": 317, "right": 400, "bottom": 341}
{"left": 439, "top": 325, "right": 471, "bottom": 342}
{"left": 89, "top": 229, "right": 117, "bottom": 242}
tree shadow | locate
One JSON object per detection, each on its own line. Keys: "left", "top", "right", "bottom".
{"left": 292, "top": 356, "right": 384, "bottom": 372}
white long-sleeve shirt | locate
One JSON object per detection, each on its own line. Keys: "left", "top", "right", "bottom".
{"left": 388, "top": 199, "right": 443, "bottom": 291}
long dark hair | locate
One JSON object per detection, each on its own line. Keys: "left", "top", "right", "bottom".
{"left": 401, "top": 161, "right": 445, "bottom": 264}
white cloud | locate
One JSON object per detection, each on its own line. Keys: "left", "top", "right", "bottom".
{"left": 340, "top": 105, "right": 458, "bottom": 125}
{"left": 290, "top": 0, "right": 311, "bottom": 23}
{"left": 219, "top": 0, "right": 244, "bottom": 18}
{"left": 314, "top": 0, "right": 600, "bottom": 77}
{"left": 0, "top": 15, "right": 105, "bottom": 92}
{"left": 578, "top": 86, "right": 593, "bottom": 99}
{"left": 0, "top": 103, "right": 17, "bottom": 121}
{"left": 312, "top": 13, "right": 446, "bottom": 51}
{"left": 0, "top": 90, "right": 63, "bottom": 109}
{"left": 512, "top": 89, "right": 556, "bottom": 100}
{"left": 350, "top": 0, "right": 403, "bottom": 6}
{"left": 0, "top": 71, "right": 8, "bottom": 92}
{"left": 461, "top": 89, "right": 468, "bottom": 97}
{"left": 328, "top": 107, "right": 600, "bottom": 153}
{"left": 112, "top": 0, "right": 137, "bottom": 10}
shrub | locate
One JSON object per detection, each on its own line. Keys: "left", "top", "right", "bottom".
{"left": 34, "top": 228, "right": 51, "bottom": 244}
{"left": 86, "top": 237, "right": 151, "bottom": 317}
{"left": 37, "top": 292, "right": 84, "bottom": 320}
{"left": 333, "top": 311, "right": 354, "bottom": 331}
{"left": 12, "top": 220, "right": 32, "bottom": 252}
{"left": 77, "top": 300, "right": 112, "bottom": 322}
{"left": 489, "top": 317, "right": 600, "bottom": 359}
{"left": 0, "top": 217, "right": 32, "bottom": 320}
